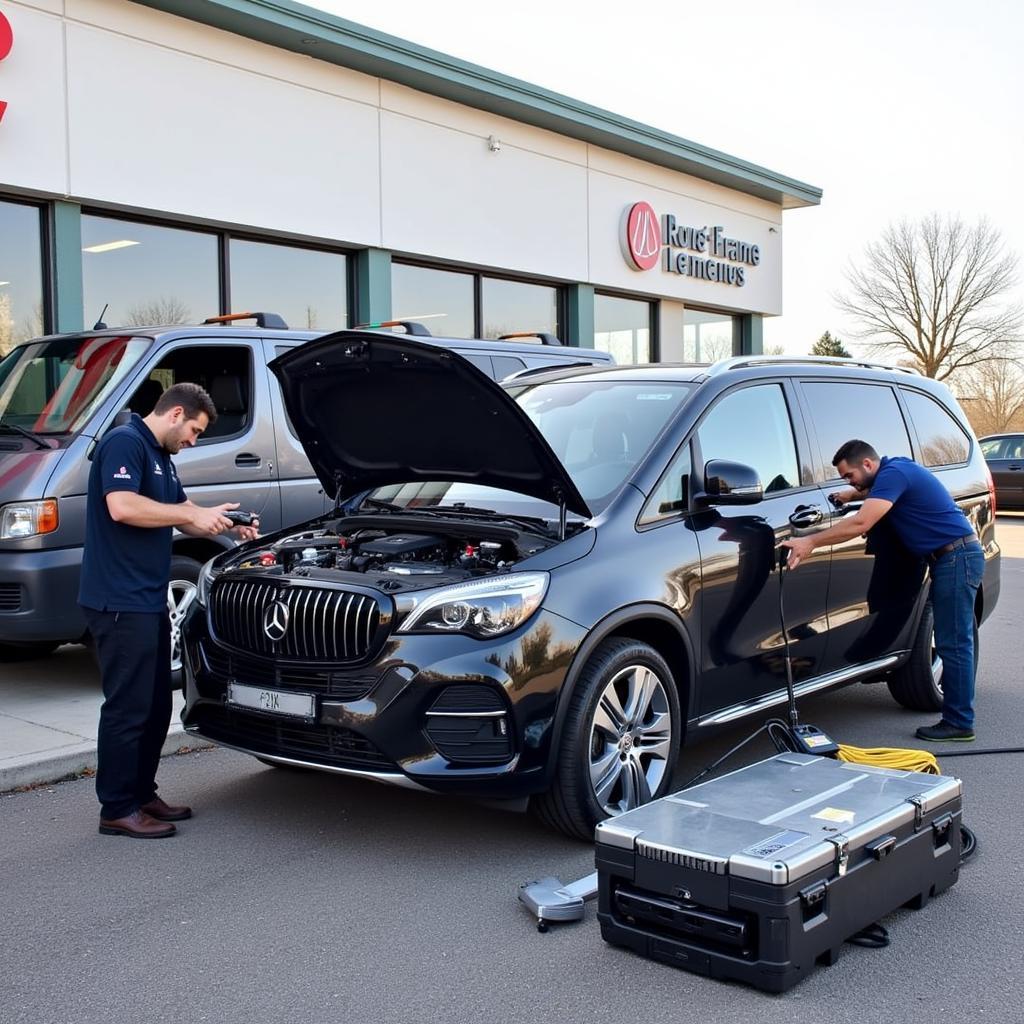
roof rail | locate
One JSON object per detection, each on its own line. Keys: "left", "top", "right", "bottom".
{"left": 354, "top": 319, "right": 433, "bottom": 337}
{"left": 707, "top": 354, "right": 920, "bottom": 376}
{"left": 203, "top": 311, "right": 289, "bottom": 329}
{"left": 498, "top": 332, "right": 562, "bottom": 346}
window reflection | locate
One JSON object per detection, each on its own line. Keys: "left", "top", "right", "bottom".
{"left": 392, "top": 263, "right": 474, "bottom": 338}
{"left": 481, "top": 278, "right": 558, "bottom": 340}
{"left": 683, "top": 309, "right": 737, "bottom": 362}
{"left": 81, "top": 215, "right": 218, "bottom": 330}
{"left": 0, "top": 200, "right": 45, "bottom": 355}
{"left": 230, "top": 239, "right": 347, "bottom": 331}
{"left": 595, "top": 294, "right": 652, "bottom": 364}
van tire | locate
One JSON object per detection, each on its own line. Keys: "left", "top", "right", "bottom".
{"left": 0, "top": 641, "right": 60, "bottom": 662}
{"left": 886, "top": 603, "right": 978, "bottom": 712}
{"left": 532, "top": 638, "right": 681, "bottom": 841}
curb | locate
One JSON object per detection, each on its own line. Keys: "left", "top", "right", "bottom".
{"left": 0, "top": 724, "right": 213, "bottom": 793}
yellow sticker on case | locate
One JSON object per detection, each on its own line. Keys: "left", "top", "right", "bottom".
{"left": 812, "top": 807, "right": 856, "bottom": 824}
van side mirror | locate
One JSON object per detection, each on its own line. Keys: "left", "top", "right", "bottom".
{"left": 695, "top": 460, "right": 763, "bottom": 507}
{"left": 109, "top": 407, "right": 132, "bottom": 431}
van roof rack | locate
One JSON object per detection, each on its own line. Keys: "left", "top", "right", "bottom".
{"left": 498, "top": 332, "right": 562, "bottom": 346}
{"left": 707, "top": 354, "right": 920, "bottom": 376}
{"left": 203, "top": 312, "right": 289, "bottom": 329}
{"left": 354, "top": 320, "right": 433, "bottom": 336}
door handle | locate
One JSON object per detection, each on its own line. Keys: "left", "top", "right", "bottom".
{"left": 1009, "top": 465, "right": 1022, "bottom": 471}
{"left": 789, "top": 505, "right": 824, "bottom": 528}
{"left": 235, "top": 453, "right": 262, "bottom": 468}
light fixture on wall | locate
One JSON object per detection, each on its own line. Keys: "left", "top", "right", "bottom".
{"left": 487, "top": 135, "right": 501, "bottom": 153}
{"left": 82, "top": 239, "right": 140, "bottom": 254}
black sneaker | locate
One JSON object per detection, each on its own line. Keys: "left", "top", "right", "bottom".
{"left": 915, "top": 721, "right": 975, "bottom": 742}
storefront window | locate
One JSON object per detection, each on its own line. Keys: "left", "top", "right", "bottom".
{"left": 230, "top": 239, "right": 348, "bottom": 331}
{"left": 0, "top": 200, "right": 45, "bottom": 356}
{"left": 81, "top": 215, "right": 218, "bottom": 330}
{"left": 594, "top": 294, "right": 652, "bottom": 364}
{"left": 481, "top": 278, "right": 559, "bottom": 340}
{"left": 683, "top": 309, "right": 737, "bottom": 362}
{"left": 392, "top": 263, "right": 474, "bottom": 338}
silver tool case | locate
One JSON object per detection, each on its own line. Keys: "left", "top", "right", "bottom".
{"left": 595, "top": 753, "right": 962, "bottom": 992}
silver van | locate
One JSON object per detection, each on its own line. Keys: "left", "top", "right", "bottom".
{"left": 0, "top": 315, "right": 612, "bottom": 682}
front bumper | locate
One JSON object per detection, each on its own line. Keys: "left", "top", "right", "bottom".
{"left": 181, "top": 603, "right": 586, "bottom": 799}
{"left": 0, "top": 546, "right": 87, "bottom": 644}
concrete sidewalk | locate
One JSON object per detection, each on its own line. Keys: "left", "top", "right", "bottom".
{"left": 0, "top": 644, "right": 206, "bottom": 792}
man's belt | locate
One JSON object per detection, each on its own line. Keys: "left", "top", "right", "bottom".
{"left": 927, "top": 534, "right": 979, "bottom": 564}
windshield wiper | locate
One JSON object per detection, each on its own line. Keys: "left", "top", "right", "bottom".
{"left": 0, "top": 422, "right": 50, "bottom": 450}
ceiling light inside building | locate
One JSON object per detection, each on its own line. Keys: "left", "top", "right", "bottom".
{"left": 82, "top": 239, "right": 140, "bottom": 254}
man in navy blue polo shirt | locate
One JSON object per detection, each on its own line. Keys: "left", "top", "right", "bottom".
{"left": 782, "top": 439, "right": 984, "bottom": 743}
{"left": 80, "top": 382, "right": 259, "bottom": 839}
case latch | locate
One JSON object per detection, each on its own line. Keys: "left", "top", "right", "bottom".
{"left": 827, "top": 835, "right": 849, "bottom": 877}
{"left": 909, "top": 795, "right": 926, "bottom": 831}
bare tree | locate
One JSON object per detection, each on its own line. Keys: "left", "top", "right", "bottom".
{"left": 836, "top": 214, "right": 1022, "bottom": 379}
{"left": 957, "top": 349, "right": 1024, "bottom": 435}
{"left": 125, "top": 296, "right": 191, "bottom": 327}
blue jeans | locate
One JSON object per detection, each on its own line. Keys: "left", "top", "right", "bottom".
{"left": 929, "top": 541, "right": 984, "bottom": 730}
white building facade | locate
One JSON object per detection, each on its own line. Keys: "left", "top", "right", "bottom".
{"left": 0, "top": 0, "right": 821, "bottom": 360}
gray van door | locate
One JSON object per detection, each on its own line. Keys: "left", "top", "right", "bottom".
{"left": 127, "top": 339, "right": 281, "bottom": 531}
{"left": 263, "top": 340, "right": 328, "bottom": 526}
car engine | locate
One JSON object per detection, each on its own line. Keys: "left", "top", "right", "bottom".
{"left": 227, "top": 515, "right": 552, "bottom": 593}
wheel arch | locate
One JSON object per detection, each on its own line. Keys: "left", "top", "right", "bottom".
{"left": 543, "top": 604, "right": 695, "bottom": 788}
{"left": 171, "top": 536, "right": 233, "bottom": 568}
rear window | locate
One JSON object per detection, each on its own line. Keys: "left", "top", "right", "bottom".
{"left": 901, "top": 388, "right": 970, "bottom": 467}
{"left": 801, "top": 381, "right": 912, "bottom": 480}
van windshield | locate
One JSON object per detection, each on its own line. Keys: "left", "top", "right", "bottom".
{"left": 0, "top": 335, "right": 151, "bottom": 435}
{"left": 367, "top": 379, "right": 691, "bottom": 519}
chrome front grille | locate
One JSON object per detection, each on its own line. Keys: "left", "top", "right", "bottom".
{"left": 209, "top": 577, "right": 389, "bottom": 663}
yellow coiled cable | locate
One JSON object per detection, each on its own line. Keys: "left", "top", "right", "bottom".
{"left": 836, "top": 744, "right": 940, "bottom": 774}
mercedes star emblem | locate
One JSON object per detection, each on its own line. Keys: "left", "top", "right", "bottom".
{"left": 263, "top": 599, "right": 290, "bottom": 642}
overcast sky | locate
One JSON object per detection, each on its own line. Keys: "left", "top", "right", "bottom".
{"left": 310, "top": 0, "right": 1023, "bottom": 356}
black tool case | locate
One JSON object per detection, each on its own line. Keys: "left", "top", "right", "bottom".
{"left": 595, "top": 753, "right": 962, "bottom": 992}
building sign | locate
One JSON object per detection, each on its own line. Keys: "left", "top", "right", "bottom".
{"left": 0, "top": 9, "right": 12, "bottom": 126}
{"left": 621, "top": 202, "right": 761, "bottom": 287}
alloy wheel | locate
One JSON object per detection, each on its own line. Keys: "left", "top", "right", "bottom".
{"left": 930, "top": 629, "right": 944, "bottom": 694}
{"left": 168, "top": 579, "right": 197, "bottom": 675}
{"left": 588, "top": 663, "right": 673, "bottom": 817}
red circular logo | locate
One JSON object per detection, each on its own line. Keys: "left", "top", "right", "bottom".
{"left": 0, "top": 12, "right": 13, "bottom": 63}
{"left": 623, "top": 202, "right": 661, "bottom": 271}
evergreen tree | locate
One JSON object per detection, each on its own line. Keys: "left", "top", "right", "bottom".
{"left": 812, "top": 330, "right": 851, "bottom": 358}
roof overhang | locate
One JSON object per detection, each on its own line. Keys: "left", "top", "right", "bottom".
{"left": 131, "top": 0, "right": 822, "bottom": 209}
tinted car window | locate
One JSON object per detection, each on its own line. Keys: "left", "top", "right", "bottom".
{"left": 802, "top": 382, "right": 911, "bottom": 480}
{"left": 640, "top": 441, "right": 692, "bottom": 524}
{"left": 697, "top": 384, "right": 799, "bottom": 493}
{"left": 901, "top": 389, "right": 970, "bottom": 466}
{"left": 492, "top": 355, "right": 527, "bottom": 380}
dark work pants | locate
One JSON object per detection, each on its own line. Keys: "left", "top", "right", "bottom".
{"left": 84, "top": 608, "right": 172, "bottom": 820}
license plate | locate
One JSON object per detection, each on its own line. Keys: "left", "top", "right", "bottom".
{"left": 227, "top": 682, "right": 315, "bottom": 719}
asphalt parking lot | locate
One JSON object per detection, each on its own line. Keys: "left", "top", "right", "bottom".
{"left": 2, "top": 518, "right": 1023, "bottom": 1024}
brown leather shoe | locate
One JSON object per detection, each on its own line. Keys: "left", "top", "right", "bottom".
{"left": 139, "top": 796, "right": 192, "bottom": 822}
{"left": 98, "top": 810, "right": 176, "bottom": 839}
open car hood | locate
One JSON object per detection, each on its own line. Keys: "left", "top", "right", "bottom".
{"left": 268, "top": 332, "right": 592, "bottom": 518}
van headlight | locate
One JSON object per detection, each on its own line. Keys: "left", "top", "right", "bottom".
{"left": 396, "top": 572, "right": 549, "bottom": 638}
{"left": 195, "top": 557, "right": 220, "bottom": 608}
{"left": 0, "top": 499, "right": 59, "bottom": 539}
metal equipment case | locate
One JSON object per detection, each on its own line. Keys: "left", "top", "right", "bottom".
{"left": 596, "top": 753, "right": 962, "bottom": 992}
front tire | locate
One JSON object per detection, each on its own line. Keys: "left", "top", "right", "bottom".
{"left": 168, "top": 555, "right": 202, "bottom": 690}
{"left": 533, "top": 638, "right": 681, "bottom": 841}
{"left": 886, "top": 603, "right": 978, "bottom": 712}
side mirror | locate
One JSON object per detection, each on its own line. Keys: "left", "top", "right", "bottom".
{"left": 108, "top": 408, "right": 132, "bottom": 432}
{"left": 696, "top": 460, "right": 763, "bottom": 507}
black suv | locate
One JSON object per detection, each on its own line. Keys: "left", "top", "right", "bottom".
{"left": 181, "top": 335, "right": 1000, "bottom": 839}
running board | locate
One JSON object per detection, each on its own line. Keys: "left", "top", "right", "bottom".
{"left": 697, "top": 655, "right": 901, "bottom": 728}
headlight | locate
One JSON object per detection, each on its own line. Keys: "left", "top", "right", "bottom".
{"left": 0, "top": 499, "right": 59, "bottom": 540}
{"left": 396, "top": 572, "right": 549, "bottom": 638}
{"left": 195, "top": 557, "right": 219, "bottom": 608}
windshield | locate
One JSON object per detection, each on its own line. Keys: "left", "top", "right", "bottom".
{"left": 367, "top": 379, "right": 692, "bottom": 519}
{"left": 0, "top": 335, "right": 151, "bottom": 435}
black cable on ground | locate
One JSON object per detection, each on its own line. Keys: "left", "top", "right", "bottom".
{"left": 960, "top": 824, "right": 978, "bottom": 863}
{"left": 927, "top": 746, "right": 1024, "bottom": 758}
{"left": 847, "top": 922, "right": 890, "bottom": 949}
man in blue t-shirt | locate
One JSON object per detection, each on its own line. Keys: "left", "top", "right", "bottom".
{"left": 782, "top": 439, "right": 983, "bottom": 743}
{"left": 80, "top": 382, "right": 260, "bottom": 839}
